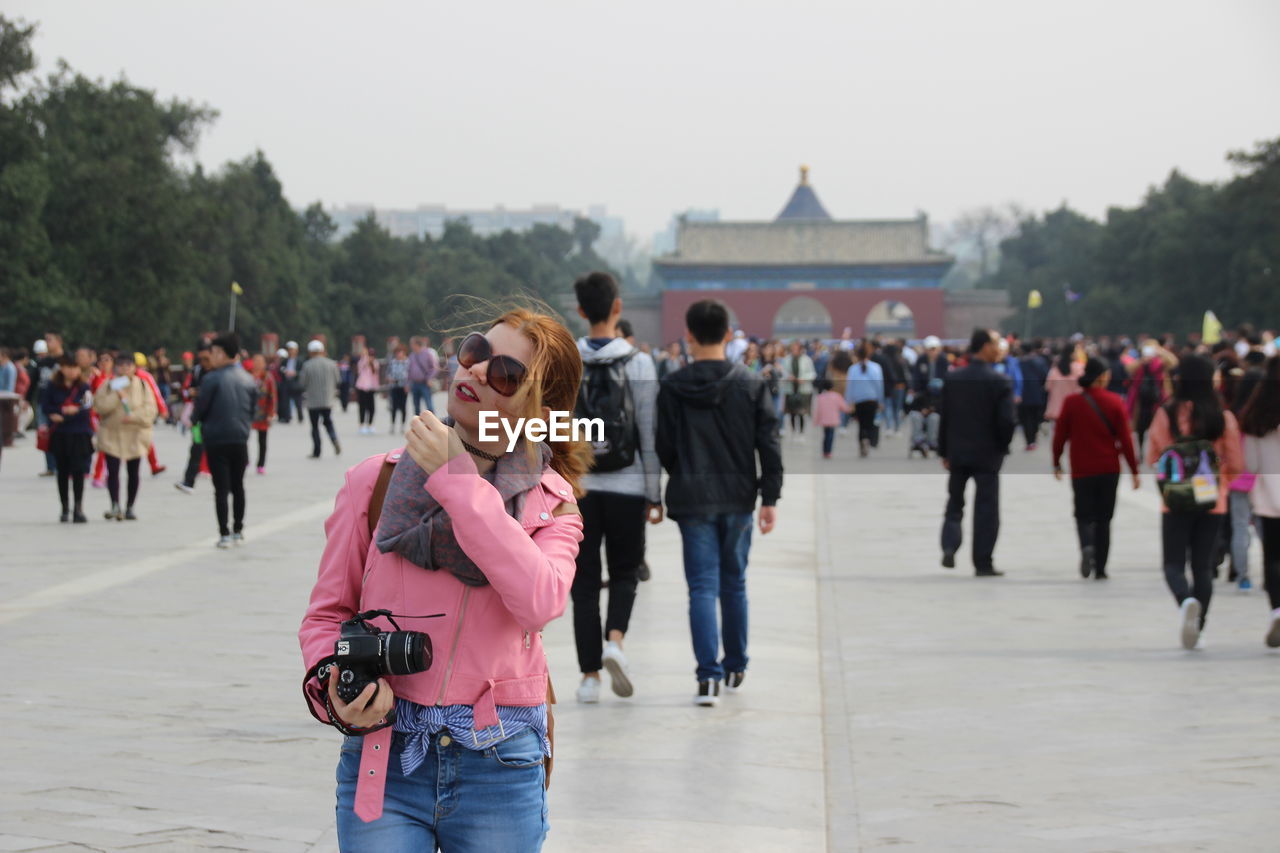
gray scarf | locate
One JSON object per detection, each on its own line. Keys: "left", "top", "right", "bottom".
{"left": 374, "top": 430, "right": 551, "bottom": 586}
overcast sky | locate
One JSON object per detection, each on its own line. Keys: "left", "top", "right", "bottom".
{"left": 9, "top": 0, "right": 1278, "bottom": 243}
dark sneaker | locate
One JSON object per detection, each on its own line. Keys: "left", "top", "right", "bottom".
{"left": 725, "top": 672, "right": 745, "bottom": 694}
{"left": 695, "top": 680, "right": 720, "bottom": 707}
{"left": 59, "top": 511, "right": 70, "bottom": 523}
{"left": 1094, "top": 570, "right": 1109, "bottom": 580}
{"left": 124, "top": 507, "right": 138, "bottom": 521}
{"left": 333, "top": 441, "right": 342, "bottom": 455}
{"left": 975, "top": 568, "right": 1005, "bottom": 577}
{"left": 1080, "top": 546, "right": 1095, "bottom": 579}
{"left": 72, "top": 509, "right": 87, "bottom": 524}
{"left": 941, "top": 552, "right": 956, "bottom": 569}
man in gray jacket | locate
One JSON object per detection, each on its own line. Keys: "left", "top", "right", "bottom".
{"left": 570, "top": 271, "right": 662, "bottom": 705}
{"left": 193, "top": 332, "right": 256, "bottom": 548}
{"left": 301, "top": 339, "right": 342, "bottom": 458}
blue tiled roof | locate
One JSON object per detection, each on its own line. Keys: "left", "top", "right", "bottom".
{"left": 776, "top": 167, "right": 831, "bottom": 221}
{"left": 777, "top": 185, "right": 831, "bottom": 221}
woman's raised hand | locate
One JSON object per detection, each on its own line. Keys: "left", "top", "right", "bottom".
{"left": 406, "top": 409, "right": 464, "bottom": 475}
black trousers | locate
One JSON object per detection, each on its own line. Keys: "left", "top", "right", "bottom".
{"left": 1018, "top": 402, "right": 1045, "bottom": 447}
{"left": 1161, "top": 511, "right": 1224, "bottom": 627}
{"left": 1261, "top": 516, "right": 1280, "bottom": 610}
{"left": 309, "top": 408, "right": 338, "bottom": 455}
{"left": 388, "top": 386, "right": 408, "bottom": 427}
{"left": 1072, "top": 473, "right": 1119, "bottom": 572}
{"left": 854, "top": 401, "right": 878, "bottom": 447}
{"left": 255, "top": 430, "right": 268, "bottom": 469}
{"left": 206, "top": 442, "right": 249, "bottom": 536}
{"left": 105, "top": 455, "right": 141, "bottom": 508}
{"left": 356, "top": 390, "right": 376, "bottom": 425}
{"left": 182, "top": 441, "right": 203, "bottom": 488}
{"left": 571, "top": 491, "right": 647, "bottom": 674}
{"left": 941, "top": 464, "right": 1001, "bottom": 571}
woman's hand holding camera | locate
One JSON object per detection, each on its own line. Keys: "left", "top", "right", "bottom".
{"left": 327, "top": 672, "right": 394, "bottom": 729}
{"left": 406, "top": 410, "right": 464, "bottom": 475}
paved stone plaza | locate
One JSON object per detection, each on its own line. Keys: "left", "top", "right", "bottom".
{"left": 1, "top": 407, "right": 1277, "bottom": 852}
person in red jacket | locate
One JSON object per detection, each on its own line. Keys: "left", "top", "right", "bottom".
{"left": 1052, "top": 357, "right": 1141, "bottom": 579}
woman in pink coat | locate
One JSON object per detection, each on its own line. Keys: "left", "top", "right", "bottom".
{"left": 300, "top": 309, "right": 590, "bottom": 850}
{"left": 1045, "top": 345, "right": 1085, "bottom": 422}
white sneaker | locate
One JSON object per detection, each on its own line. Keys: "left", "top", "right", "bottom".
{"left": 575, "top": 676, "right": 601, "bottom": 704}
{"left": 1180, "top": 598, "right": 1202, "bottom": 650}
{"left": 231, "top": 532, "right": 245, "bottom": 546}
{"left": 1266, "top": 610, "right": 1280, "bottom": 648}
{"left": 601, "top": 641, "right": 634, "bottom": 698}
{"left": 216, "top": 535, "right": 233, "bottom": 550}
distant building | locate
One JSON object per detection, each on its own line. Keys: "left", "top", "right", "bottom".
{"left": 652, "top": 167, "right": 956, "bottom": 342}
{"left": 327, "top": 203, "right": 624, "bottom": 242}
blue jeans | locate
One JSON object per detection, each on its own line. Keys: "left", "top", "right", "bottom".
{"left": 677, "top": 512, "right": 753, "bottom": 682}
{"left": 336, "top": 729, "right": 547, "bottom": 852}
{"left": 411, "top": 381, "right": 434, "bottom": 415}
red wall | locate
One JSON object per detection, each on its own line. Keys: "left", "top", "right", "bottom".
{"left": 661, "top": 289, "right": 946, "bottom": 343}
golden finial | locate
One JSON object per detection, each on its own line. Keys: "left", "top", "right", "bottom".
{"left": 800, "top": 165, "right": 810, "bottom": 186}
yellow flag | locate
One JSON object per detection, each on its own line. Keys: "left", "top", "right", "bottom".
{"left": 1027, "top": 289, "right": 1043, "bottom": 309}
{"left": 231, "top": 281, "right": 244, "bottom": 296}
{"left": 1202, "top": 310, "right": 1222, "bottom": 344}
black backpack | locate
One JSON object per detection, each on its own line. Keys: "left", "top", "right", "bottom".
{"left": 576, "top": 351, "right": 638, "bottom": 473}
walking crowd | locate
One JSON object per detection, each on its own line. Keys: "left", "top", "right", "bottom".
{"left": 0, "top": 331, "right": 451, "bottom": 547}
{"left": 658, "top": 322, "right": 1280, "bottom": 652}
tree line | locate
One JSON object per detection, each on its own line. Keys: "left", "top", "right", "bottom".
{"left": 0, "top": 17, "right": 614, "bottom": 354}
{"left": 979, "top": 138, "right": 1279, "bottom": 338}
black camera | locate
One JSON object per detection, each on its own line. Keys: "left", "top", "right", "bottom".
{"left": 331, "top": 609, "right": 433, "bottom": 705}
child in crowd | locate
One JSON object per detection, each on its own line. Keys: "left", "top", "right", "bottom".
{"left": 814, "top": 378, "right": 852, "bottom": 459}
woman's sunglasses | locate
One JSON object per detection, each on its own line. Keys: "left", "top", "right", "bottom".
{"left": 456, "top": 332, "right": 527, "bottom": 397}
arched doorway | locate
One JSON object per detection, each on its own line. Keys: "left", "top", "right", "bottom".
{"left": 771, "top": 296, "right": 833, "bottom": 340}
{"left": 865, "top": 299, "right": 915, "bottom": 338}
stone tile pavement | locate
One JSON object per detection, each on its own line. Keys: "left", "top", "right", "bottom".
{"left": 0, "top": 409, "right": 1277, "bottom": 851}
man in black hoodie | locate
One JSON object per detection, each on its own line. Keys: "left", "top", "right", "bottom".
{"left": 656, "top": 299, "right": 783, "bottom": 707}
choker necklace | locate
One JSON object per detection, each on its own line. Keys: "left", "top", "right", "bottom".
{"left": 460, "top": 437, "right": 501, "bottom": 463}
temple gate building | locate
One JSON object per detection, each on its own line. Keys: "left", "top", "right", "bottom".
{"left": 653, "top": 168, "right": 959, "bottom": 342}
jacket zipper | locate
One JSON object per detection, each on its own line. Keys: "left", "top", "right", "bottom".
{"left": 436, "top": 586, "right": 471, "bottom": 705}
{"left": 524, "top": 631, "right": 531, "bottom": 649}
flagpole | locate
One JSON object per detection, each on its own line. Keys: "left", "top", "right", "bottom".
{"left": 229, "top": 291, "right": 237, "bottom": 331}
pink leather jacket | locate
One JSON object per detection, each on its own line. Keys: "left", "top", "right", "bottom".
{"left": 299, "top": 448, "right": 583, "bottom": 821}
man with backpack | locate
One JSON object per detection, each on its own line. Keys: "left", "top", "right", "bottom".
{"left": 571, "top": 272, "right": 661, "bottom": 705}
{"left": 657, "top": 299, "right": 783, "bottom": 707}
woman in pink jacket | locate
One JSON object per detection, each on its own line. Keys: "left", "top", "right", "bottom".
{"left": 300, "top": 309, "right": 589, "bottom": 850}
{"left": 1044, "top": 345, "right": 1085, "bottom": 422}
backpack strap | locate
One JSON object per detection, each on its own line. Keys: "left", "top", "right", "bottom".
{"left": 367, "top": 453, "right": 398, "bottom": 537}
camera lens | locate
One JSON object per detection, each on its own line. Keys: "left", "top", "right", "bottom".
{"left": 383, "top": 630, "right": 429, "bottom": 676}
